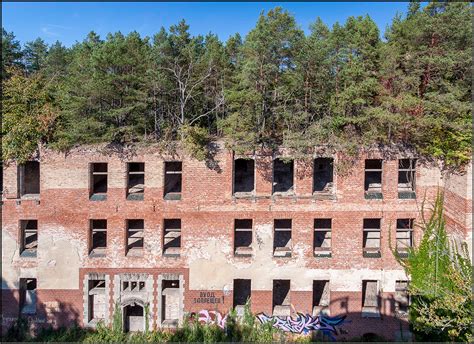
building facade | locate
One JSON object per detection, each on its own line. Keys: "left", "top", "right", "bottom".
{"left": 1, "top": 143, "right": 472, "bottom": 340}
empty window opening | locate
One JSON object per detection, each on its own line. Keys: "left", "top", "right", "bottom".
{"left": 124, "top": 304, "right": 144, "bottom": 332}
{"left": 363, "top": 219, "right": 381, "bottom": 258}
{"left": 20, "top": 220, "right": 37, "bottom": 257}
{"left": 398, "top": 159, "right": 416, "bottom": 199}
{"left": 163, "top": 219, "right": 181, "bottom": 256}
{"left": 364, "top": 159, "right": 383, "bottom": 199}
{"left": 88, "top": 279, "right": 106, "bottom": 323}
{"left": 122, "top": 280, "right": 145, "bottom": 292}
{"left": 273, "top": 219, "right": 292, "bottom": 257}
{"left": 19, "top": 278, "right": 37, "bottom": 315}
{"left": 396, "top": 219, "right": 413, "bottom": 257}
{"left": 18, "top": 161, "right": 40, "bottom": 197}
{"left": 314, "top": 219, "right": 332, "bottom": 257}
{"left": 90, "top": 163, "right": 108, "bottom": 200}
{"left": 126, "top": 220, "right": 144, "bottom": 256}
{"left": 312, "top": 280, "right": 330, "bottom": 316}
{"left": 234, "top": 219, "right": 253, "bottom": 256}
{"left": 273, "top": 159, "right": 294, "bottom": 194}
{"left": 164, "top": 162, "right": 182, "bottom": 200}
{"left": 127, "top": 163, "right": 145, "bottom": 201}
{"left": 162, "top": 280, "right": 180, "bottom": 326}
{"left": 272, "top": 280, "right": 290, "bottom": 316}
{"left": 313, "top": 158, "right": 334, "bottom": 193}
{"left": 90, "top": 220, "right": 107, "bottom": 257}
{"left": 362, "top": 280, "right": 379, "bottom": 316}
{"left": 233, "top": 279, "right": 251, "bottom": 313}
{"left": 395, "top": 281, "right": 409, "bottom": 316}
{"left": 233, "top": 158, "right": 255, "bottom": 194}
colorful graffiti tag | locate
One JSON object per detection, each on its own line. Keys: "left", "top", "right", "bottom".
{"left": 256, "top": 312, "right": 349, "bottom": 340}
{"left": 190, "top": 309, "right": 349, "bottom": 340}
{"left": 196, "top": 310, "right": 228, "bottom": 329}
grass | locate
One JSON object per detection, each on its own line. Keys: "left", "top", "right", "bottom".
{"left": 1, "top": 303, "right": 386, "bottom": 343}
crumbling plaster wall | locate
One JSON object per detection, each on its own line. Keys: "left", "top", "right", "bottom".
{"left": 2, "top": 144, "right": 471, "bottom": 296}
{"left": 186, "top": 224, "right": 408, "bottom": 293}
{"left": 2, "top": 222, "right": 82, "bottom": 290}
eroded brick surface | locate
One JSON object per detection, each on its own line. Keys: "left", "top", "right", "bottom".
{"left": 1, "top": 144, "right": 471, "bottom": 339}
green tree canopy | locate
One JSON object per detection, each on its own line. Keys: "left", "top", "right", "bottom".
{"left": 2, "top": 28, "right": 23, "bottom": 79}
{"left": 1, "top": 2, "right": 471, "bottom": 167}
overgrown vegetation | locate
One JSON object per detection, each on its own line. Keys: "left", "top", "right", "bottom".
{"left": 391, "top": 191, "right": 473, "bottom": 342}
{"left": 2, "top": 1, "right": 471, "bottom": 166}
{"left": 1, "top": 302, "right": 314, "bottom": 343}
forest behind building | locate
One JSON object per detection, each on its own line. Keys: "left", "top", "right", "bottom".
{"left": 2, "top": 1, "right": 472, "bottom": 167}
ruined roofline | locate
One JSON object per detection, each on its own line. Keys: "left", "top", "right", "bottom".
{"left": 3, "top": 140, "right": 470, "bottom": 175}
{"left": 10, "top": 140, "right": 428, "bottom": 159}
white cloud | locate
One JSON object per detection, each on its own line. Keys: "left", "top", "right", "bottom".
{"left": 40, "top": 24, "right": 73, "bottom": 37}
{"left": 41, "top": 26, "right": 60, "bottom": 37}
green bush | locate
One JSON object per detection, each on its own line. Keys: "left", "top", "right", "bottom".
{"left": 2, "top": 317, "right": 30, "bottom": 342}
{"left": 34, "top": 325, "right": 90, "bottom": 342}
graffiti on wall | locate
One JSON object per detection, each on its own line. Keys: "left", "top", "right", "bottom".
{"left": 194, "top": 310, "right": 228, "bottom": 329}
{"left": 256, "top": 312, "right": 349, "bottom": 340}
{"left": 188, "top": 309, "right": 348, "bottom": 340}
{"left": 1, "top": 316, "right": 47, "bottom": 327}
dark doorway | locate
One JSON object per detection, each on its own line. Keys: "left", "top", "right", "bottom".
{"left": 123, "top": 304, "right": 144, "bottom": 332}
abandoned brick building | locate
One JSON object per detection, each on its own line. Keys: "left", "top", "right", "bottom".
{"left": 1, "top": 143, "right": 472, "bottom": 340}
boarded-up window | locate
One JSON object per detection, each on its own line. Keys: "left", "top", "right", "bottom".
{"left": 314, "top": 219, "right": 331, "bottom": 257}
{"left": 127, "top": 163, "right": 144, "bottom": 200}
{"left": 19, "top": 278, "right": 37, "bottom": 315}
{"left": 18, "top": 161, "right": 40, "bottom": 196}
{"left": 164, "top": 162, "right": 182, "bottom": 200}
{"left": 162, "top": 280, "right": 180, "bottom": 325}
{"left": 273, "top": 159, "right": 294, "bottom": 194}
{"left": 234, "top": 219, "right": 253, "bottom": 256}
{"left": 396, "top": 219, "right": 413, "bottom": 257}
{"left": 20, "top": 220, "right": 37, "bottom": 257}
{"left": 398, "top": 159, "right": 416, "bottom": 199}
{"left": 395, "top": 280, "right": 409, "bottom": 315}
{"left": 163, "top": 219, "right": 181, "bottom": 256}
{"left": 313, "top": 158, "right": 334, "bottom": 193}
{"left": 233, "top": 159, "right": 255, "bottom": 194}
{"left": 362, "top": 280, "right": 379, "bottom": 309}
{"left": 363, "top": 219, "right": 381, "bottom": 258}
{"left": 126, "top": 220, "right": 144, "bottom": 256}
{"left": 362, "top": 281, "right": 378, "bottom": 308}
{"left": 88, "top": 279, "right": 106, "bottom": 322}
{"left": 233, "top": 279, "right": 251, "bottom": 309}
{"left": 90, "top": 163, "right": 107, "bottom": 200}
{"left": 313, "top": 280, "right": 330, "bottom": 316}
{"left": 364, "top": 159, "right": 383, "bottom": 199}
{"left": 272, "top": 280, "right": 290, "bottom": 316}
{"left": 90, "top": 220, "right": 107, "bottom": 256}
{"left": 273, "top": 219, "right": 292, "bottom": 257}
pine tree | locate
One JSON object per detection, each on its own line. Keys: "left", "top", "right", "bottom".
{"left": 0, "top": 2, "right": 471, "bottom": 168}
{"left": 44, "top": 41, "right": 69, "bottom": 78}
{"left": 376, "top": 1, "right": 472, "bottom": 166}
{"left": 57, "top": 31, "right": 151, "bottom": 145}
{"left": 23, "top": 38, "right": 49, "bottom": 73}
{"left": 224, "top": 7, "right": 304, "bottom": 151}
{"left": 2, "top": 28, "right": 23, "bottom": 79}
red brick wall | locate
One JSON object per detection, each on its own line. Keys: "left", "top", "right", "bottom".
{"left": 2, "top": 145, "right": 470, "bottom": 340}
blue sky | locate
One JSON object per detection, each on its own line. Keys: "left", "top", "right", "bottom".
{"left": 3, "top": 2, "right": 411, "bottom": 47}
